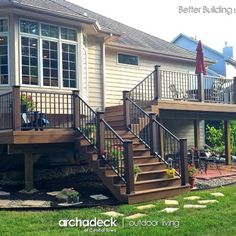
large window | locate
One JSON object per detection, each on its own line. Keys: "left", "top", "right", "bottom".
{"left": 20, "top": 19, "right": 77, "bottom": 88}
{"left": 0, "top": 19, "right": 8, "bottom": 85}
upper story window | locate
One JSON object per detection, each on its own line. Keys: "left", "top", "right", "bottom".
{"left": 19, "top": 19, "right": 77, "bottom": 88}
{"left": 0, "top": 19, "right": 8, "bottom": 85}
{"left": 118, "top": 53, "right": 139, "bottom": 66}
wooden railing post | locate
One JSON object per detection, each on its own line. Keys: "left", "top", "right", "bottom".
{"left": 12, "top": 86, "right": 21, "bottom": 130}
{"left": 124, "top": 140, "right": 134, "bottom": 194}
{"left": 123, "top": 91, "right": 130, "bottom": 130}
{"left": 233, "top": 77, "right": 236, "bottom": 104}
{"left": 197, "top": 73, "right": 204, "bottom": 102}
{"left": 224, "top": 120, "right": 232, "bottom": 165}
{"left": 72, "top": 90, "right": 80, "bottom": 128}
{"left": 179, "top": 138, "right": 189, "bottom": 186}
{"left": 96, "top": 111, "right": 105, "bottom": 156}
{"left": 149, "top": 113, "right": 157, "bottom": 155}
{"left": 154, "top": 65, "right": 161, "bottom": 100}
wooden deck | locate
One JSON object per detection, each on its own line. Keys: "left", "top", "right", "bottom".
{"left": 0, "top": 129, "right": 79, "bottom": 144}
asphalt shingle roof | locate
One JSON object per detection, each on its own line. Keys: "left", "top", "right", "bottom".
{"left": 2, "top": 0, "right": 198, "bottom": 61}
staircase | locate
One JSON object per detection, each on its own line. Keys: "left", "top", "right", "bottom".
{"left": 76, "top": 69, "right": 190, "bottom": 203}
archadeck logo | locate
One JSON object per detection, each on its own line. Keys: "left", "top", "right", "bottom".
{"left": 58, "top": 217, "right": 117, "bottom": 228}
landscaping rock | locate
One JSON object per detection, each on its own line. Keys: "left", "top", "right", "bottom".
{"left": 197, "top": 200, "right": 218, "bottom": 204}
{"left": 0, "top": 190, "right": 10, "bottom": 196}
{"left": 125, "top": 213, "right": 146, "bottom": 219}
{"left": 0, "top": 199, "right": 11, "bottom": 208}
{"left": 184, "top": 204, "right": 207, "bottom": 209}
{"left": 164, "top": 200, "right": 179, "bottom": 206}
{"left": 58, "top": 202, "right": 83, "bottom": 207}
{"left": 90, "top": 194, "right": 109, "bottom": 200}
{"left": 184, "top": 196, "right": 201, "bottom": 200}
{"left": 210, "top": 192, "right": 224, "bottom": 197}
{"left": 56, "top": 188, "right": 79, "bottom": 203}
{"left": 19, "top": 189, "right": 39, "bottom": 194}
{"left": 46, "top": 191, "right": 60, "bottom": 196}
{"left": 21, "top": 200, "right": 51, "bottom": 207}
{"left": 136, "top": 204, "right": 155, "bottom": 210}
{"left": 160, "top": 208, "right": 179, "bottom": 213}
{"left": 102, "top": 211, "right": 124, "bottom": 217}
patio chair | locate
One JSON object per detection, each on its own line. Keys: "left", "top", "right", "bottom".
{"left": 169, "top": 84, "right": 188, "bottom": 100}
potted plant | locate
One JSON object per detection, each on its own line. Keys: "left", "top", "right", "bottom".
{"left": 133, "top": 165, "right": 141, "bottom": 183}
{"left": 188, "top": 165, "right": 197, "bottom": 188}
{"left": 21, "top": 94, "right": 35, "bottom": 112}
{"left": 166, "top": 157, "right": 176, "bottom": 178}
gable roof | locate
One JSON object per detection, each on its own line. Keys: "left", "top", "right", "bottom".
{"left": 1, "top": 0, "right": 203, "bottom": 62}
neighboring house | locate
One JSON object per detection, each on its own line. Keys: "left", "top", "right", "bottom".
{"left": 0, "top": 0, "right": 235, "bottom": 204}
{"left": 172, "top": 33, "right": 236, "bottom": 79}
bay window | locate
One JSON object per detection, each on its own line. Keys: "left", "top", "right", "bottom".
{"left": 0, "top": 19, "right": 8, "bottom": 85}
{"left": 20, "top": 19, "right": 78, "bottom": 88}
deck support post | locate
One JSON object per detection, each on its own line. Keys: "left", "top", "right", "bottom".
{"left": 194, "top": 120, "right": 200, "bottom": 149}
{"left": 124, "top": 140, "right": 134, "bottom": 194}
{"left": 12, "top": 86, "right": 21, "bottom": 130}
{"left": 224, "top": 120, "right": 232, "bottom": 165}
{"left": 96, "top": 111, "right": 105, "bottom": 156}
{"left": 72, "top": 90, "right": 80, "bottom": 129}
{"left": 24, "top": 152, "right": 34, "bottom": 192}
{"left": 154, "top": 65, "right": 161, "bottom": 100}
{"left": 233, "top": 77, "right": 236, "bottom": 104}
{"left": 179, "top": 139, "right": 189, "bottom": 186}
{"left": 123, "top": 91, "right": 130, "bottom": 130}
{"left": 197, "top": 73, "right": 204, "bottom": 102}
{"left": 149, "top": 113, "right": 157, "bottom": 155}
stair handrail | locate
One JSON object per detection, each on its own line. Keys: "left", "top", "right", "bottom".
{"left": 74, "top": 93, "right": 134, "bottom": 194}
{"left": 124, "top": 90, "right": 189, "bottom": 186}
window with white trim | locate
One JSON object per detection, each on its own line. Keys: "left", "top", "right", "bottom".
{"left": 19, "top": 19, "right": 77, "bottom": 88}
{"left": 0, "top": 19, "right": 8, "bottom": 85}
{"left": 118, "top": 53, "right": 139, "bottom": 66}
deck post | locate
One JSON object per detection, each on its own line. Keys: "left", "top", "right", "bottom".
{"left": 233, "top": 77, "right": 236, "bottom": 104}
{"left": 12, "top": 86, "right": 21, "bottom": 130}
{"left": 24, "top": 152, "right": 34, "bottom": 192}
{"left": 149, "top": 113, "right": 157, "bottom": 155}
{"left": 224, "top": 120, "right": 232, "bottom": 165}
{"left": 124, "top": 140, "right": 134, "bottom": 194}
{"left": 72, "top": 90, "right": 80, "bottom": 128}
{"left": 197, "top": 73, "right": 204, "bottom": 102}
{"left": 96, "top": 111, "right": 105, "bottom": 156}
{"left": 194, "top": 120, "right": 200, "bottom": 149}
{"left": 123, "top": 91, "right": 130, "bottom": 130}
{"left": 179, "top": 139, "right": 189, "bottom": 186}
{"left": 154, "top": 65, "right": 161, "bottom": 100}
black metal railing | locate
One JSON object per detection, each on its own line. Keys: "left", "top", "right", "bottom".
{"left": 0, "top": 92, "right": 13, "bottom": 130}
{"left": 129, "top": 70, "right": 157, "bottom": 109}
{"left": 160, "top": 70, "right": 198, "bottom": 101}
{"left": 204, "top": 76, "right": 233, "bottom": 103}
{"left": 126, "top": 97, "right": 151, "bottom": 148}
{"left": 77, "top": 96, "right": 97, "bottom": 147}
{"left": 20, "top": 90, "right": 73, "bottom": 130}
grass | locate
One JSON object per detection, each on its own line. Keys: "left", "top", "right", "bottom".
{"left": 0, "top": 185, "right": 236, "bottom": 236}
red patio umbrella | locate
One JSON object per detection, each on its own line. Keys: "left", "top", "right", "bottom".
{"left": 195, "top": 40, "right": 206, "bottom": 75}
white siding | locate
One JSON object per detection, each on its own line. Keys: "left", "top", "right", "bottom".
{"left": 105, "top": 47, "right": 195, "bottom": 107}
{"left": 87, "top": 36, "right": 103, "bottom": 110}
{"left": 163, "top": 119, "right": 205, "bottom": 147}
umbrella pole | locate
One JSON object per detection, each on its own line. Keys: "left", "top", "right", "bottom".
{"left": 197, "top": 73, "right": 204, "bottom": 102}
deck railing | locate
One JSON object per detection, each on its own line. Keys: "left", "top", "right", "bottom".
{"left": 128, "top": 65, "right": 236, "bottom": 106}
{"left": 0, "top": 91, "right": 13, "bottom": 130}
{"left": 124, "top": 91, "right": 189, "bottom": 185}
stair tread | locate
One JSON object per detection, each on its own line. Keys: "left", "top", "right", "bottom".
{"left": 137, "top": 162, "right": 164, "bottom": 167}
{"left": 139, "top": 169, "right": 167, "bottom": 175}
{"left": 130, "top": 185, "right": 188, "bottom": 196}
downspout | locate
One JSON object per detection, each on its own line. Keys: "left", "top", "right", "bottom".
{"left": 102, "top": 33, "right": 113, "bottom": 110}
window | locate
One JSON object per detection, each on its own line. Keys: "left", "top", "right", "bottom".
{"left": 0, "top": 19, "right": 8, "bottom": 32}
{"left": 0, "top": 19, "right": 8, "bottom": 85}
{"left": 41, "top": 24, "right": 59, "bottom": 38}
{"left": 20, "top": 20, "right": 39, "bottom": 35}
{"left": 20, "top": 19, "right": 77, "bottom": 88}
{"left": 43, "top": 40, "right": 58, "bottom": 86}
{"left": 21, "top": 37, "right": 38, "bottom": 85}
{"left": 118, "top": 53, "right": 138, "bottom": 65}
{"left": 62, "top": 44, "right": 76, "bottom": 88}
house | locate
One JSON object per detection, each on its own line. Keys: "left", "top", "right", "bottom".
{"left": 0, "top": 0, "right": 235, "bottom": 204}
{"left": 172, "top": 33, "right": 236, "bottom": 78}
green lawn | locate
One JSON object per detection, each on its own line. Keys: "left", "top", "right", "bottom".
{"left": 0, "top": 185, "right": 236, "bottom": 236}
